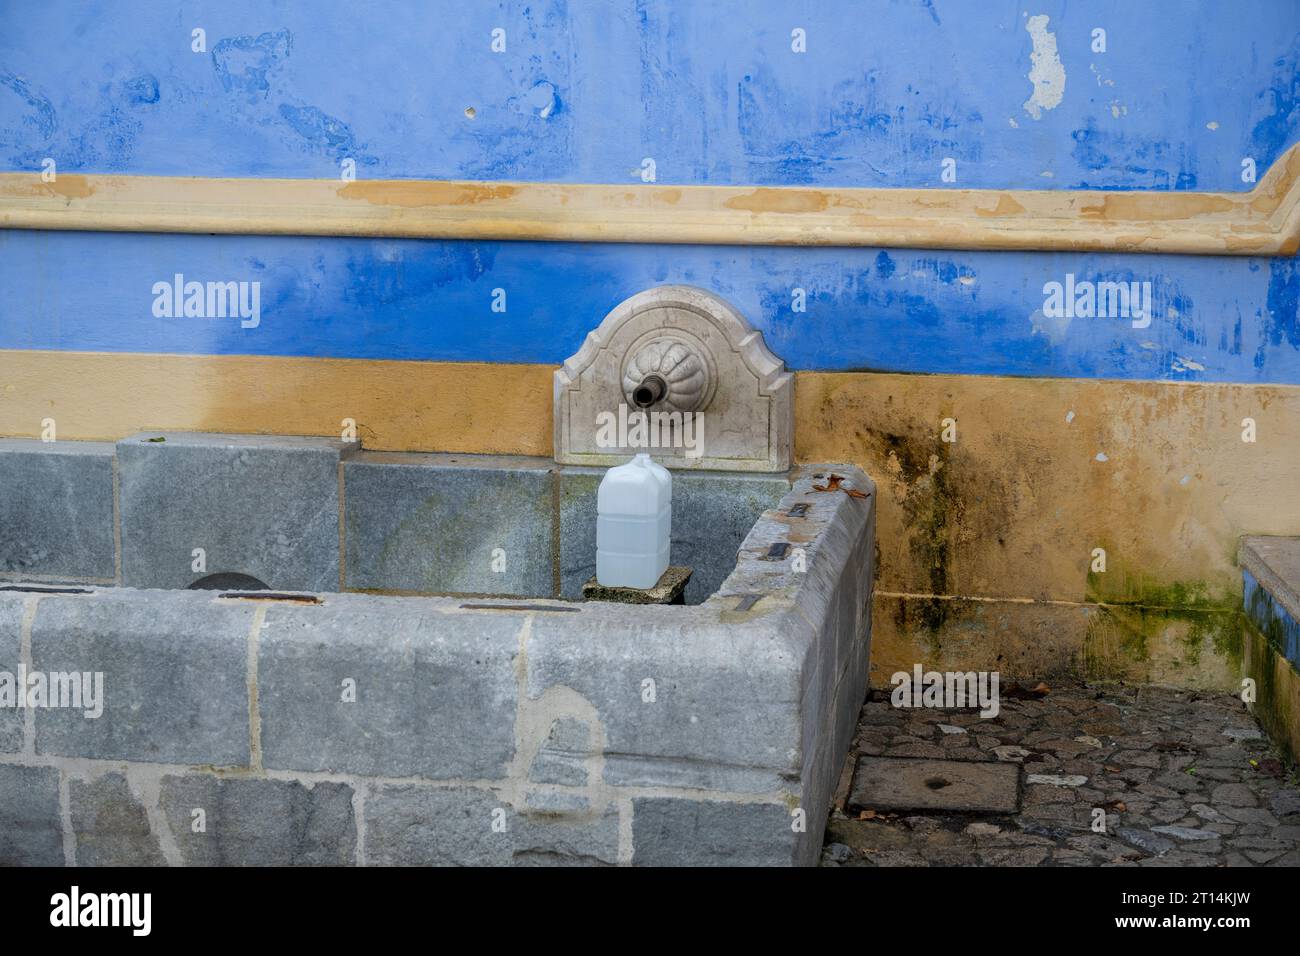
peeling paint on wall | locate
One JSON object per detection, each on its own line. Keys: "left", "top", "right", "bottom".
{"left": 1022, "top": 15, "right": 1065, "bottom": 121}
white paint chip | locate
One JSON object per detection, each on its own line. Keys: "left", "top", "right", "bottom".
{"left": 1095, "top": 452, "right": 1108, "bottom": 462}
{"left": 1207, "top": 121, "right": 1219, "bottom": 131}
{"left": 1065, "top": 410, "right": 1075, "bottom": 423}
{"left": 1023, "top": 15, "right": 1065, "bottom": 120}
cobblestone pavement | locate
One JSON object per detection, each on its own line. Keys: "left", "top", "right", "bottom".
{"left": 822, "top": 681, "right": 1300, "bottom": 866}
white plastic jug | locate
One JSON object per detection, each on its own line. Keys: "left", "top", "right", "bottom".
{"left": 596, "top": 453, "right": 672, "bottom": 589}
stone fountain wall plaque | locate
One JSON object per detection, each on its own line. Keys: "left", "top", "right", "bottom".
{"left": 554, "top": 286, "right": 792, "bottom": 472}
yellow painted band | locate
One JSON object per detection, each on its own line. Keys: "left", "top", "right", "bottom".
{"left": 0, "top": 350, "right": 554, "bottom": 456}
{"left": 3, "top": 142, "right": 1300, "bottom": 255}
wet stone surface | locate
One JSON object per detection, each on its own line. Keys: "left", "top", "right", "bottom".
{"left": 822, "top": 681, "right": 1300, "bottom": 867}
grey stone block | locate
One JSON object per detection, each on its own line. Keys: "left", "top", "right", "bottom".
{"left": 0, "top": 764, "right": 64, "bottom": 865}
{"left": 631, "top": 798, "right": 797, "bottom": 866}
{"left": 0, "top": 439, "right": 116, "bottom": 580}
{"left": 526, "top": 607, "right": 803, "bottom": 793}
{"left": 258, "top": 594, "right": 519, "bottom": 779}
{"left": 118, "top": 432, "right": 356, "bottom": 591}
{"left": 160, "top": 774, "right": 355, "bottom": 865}
{"left": 365, "top": 785, "right": 512, "bottom": 866}
{"left": 32, "top": 589, "right": 253, "bottom": 766}
{"left": 344, "top": 453, "right": 554, "bottom": 597}
{"left": 70, "top": 772, "right": 166, "bottom": 866}
{"left": 559, "top": 466, "right": 789, "bottom": 604}
{"left": 365, "top": 785, "right": 619, "bottom": 866}
{"left": 1241, "top": 536, "right": 1300, "bottom": 625}
{"left": 0, "top": 595, "right": 25, "bottom": 752}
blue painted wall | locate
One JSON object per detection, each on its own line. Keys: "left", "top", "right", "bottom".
{"left": 2, "top": 1, "right": 1299, "bottom": 382}
{"left": 3, "top": 230, "right": 1299, "bottom": 382}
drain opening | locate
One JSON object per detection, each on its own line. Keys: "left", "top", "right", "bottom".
{"left": 189, "top": 572, "right": 270, "bottom": 591}
{"left": 925, "top": 777, "right": 953, "bottom": 790}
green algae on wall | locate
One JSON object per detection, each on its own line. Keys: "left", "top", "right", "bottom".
{"left": 1081, "top": 604, "right": 1243, "bottom": 691}
{"left": 1243, "top": 620, "right": 1300, "bottom": 767}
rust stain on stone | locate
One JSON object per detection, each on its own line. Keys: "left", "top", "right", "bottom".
{"left": 975, "top": 193, "right": 1026, "bottom": 217}
{"left": 1078, "top": 192, "right": 1236, "bottom": 222}
{"left": 723, "top": 188, "right": 829, "bottom": 214}
{"left": 338, "top": 181, "right": 519, "bottom": 208}
{"left": 14, "top": 176, "right": 96, "bottom": 200}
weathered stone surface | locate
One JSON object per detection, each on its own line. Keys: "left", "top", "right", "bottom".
{"left": 1270, "top": 789, "right": 1300, "bottom": 818}
{"left": 632, "top": 798, "right": 797, "bottom": 866}
{"left": 1118, "top": 828, "right": 1174, "bottom": 855}
{"left": 849, "top": 757, "right": 1020, "bottom": 814}
{"left": 70, "top": 772, "right": 166, "bottom": 866}
{"left": 365, "top": 785, "right": 619, "bottom": 866}
{"left": 344, "top": 453, "right": 553, "bottom": 597}
{"left": 0, "top": 764, "right": 64, "bottom": 865}
{"left": 526, "top": 608, "right": 802, "bottom": 794}
{"left": 160, "top": 774, "right": 355, "bottom": 865}
{"left": 118, "top": 432, "right": 355, "bottom": 591}
{"left": 558, "top": 468, "right": 789, "bottom": 603}
{"left": 32, "top": 589, "right": 252, "bottom": 766}
{"left": 528, "top": 717, "right": 592, "bottom": 787}
{"left": 258, "top": 594, "right": 519, "bottom": 779}
{"left": 366, "top": 785, "right": 510, "bottom": 866}
{"left": 0, "top": 439, "right": 116, "bottom": 580}
{"left": 0, "top": 595, "right": 25, "bottom": 752}
{"left": 1151, "top": 825, "right": 1219, "bottom": 841}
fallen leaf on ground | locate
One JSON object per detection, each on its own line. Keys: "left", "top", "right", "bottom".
{"left": 812, "top": 474, "right": 871, "bottom": 498}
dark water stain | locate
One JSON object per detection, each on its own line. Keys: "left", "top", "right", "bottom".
{"left": 1070, "top": 119, "right": 1197, "bottom": 190}
{"left": 737, "top": 66, "right": 980, "bottom": 184}
{"left": 70, "top": 105, "right": 140, "bottom": 169}
{"left": 343, "top": 244, "right": 500, "bottom": 307}
{"left": 211, "top": 30, "right": 293, "bottom": 98}
{"left": 121, "top": 73, "right": 159, "bottom": 106}
{"left": 0, "top": 71, "right": 57, "bottom": 141}
{"left": 278, "top": 103, "right": 361, "bottom": 159}
{"left": 1250, "top": 35, "right": 1300, "bottom": 162}
{"left": 1263, "top": 258, "right": 1300, "bottom": 356}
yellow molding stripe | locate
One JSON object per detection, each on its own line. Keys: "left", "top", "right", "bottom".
{"left": 3, "top": 144, "right": 1300, "bottom": 254}
{"left": 0, "top": 350, "right": 554, "bottom": 456}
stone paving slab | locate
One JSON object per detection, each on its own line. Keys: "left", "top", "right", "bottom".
{"left": 848, "top": 757, "right": 1020, "bottom": 814}
{"left": 823, "top": 681, "right": 1300, "bottom": 867}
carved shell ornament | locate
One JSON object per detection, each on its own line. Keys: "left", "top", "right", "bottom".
{"left": 622, "top": 337, "right": 710, "bottom": 413}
